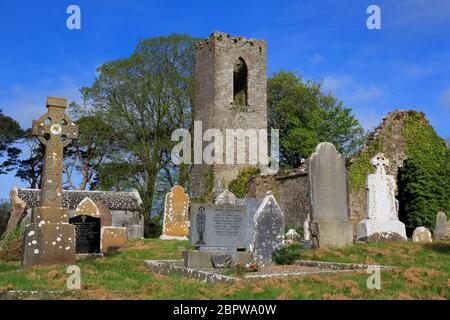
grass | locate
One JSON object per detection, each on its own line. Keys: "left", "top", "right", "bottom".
{"left": 0, "top": 239, "right": 449, "bottom": 300}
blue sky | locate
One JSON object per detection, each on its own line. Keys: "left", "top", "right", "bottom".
{"left": 0, "top": 0, "right": 449, "bottom": 199}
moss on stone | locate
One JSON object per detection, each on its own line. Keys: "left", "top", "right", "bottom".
{"left": 228, "top": 167, "right": 261, "bottom": 198}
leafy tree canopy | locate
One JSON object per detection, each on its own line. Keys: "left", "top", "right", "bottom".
{"left": 268, "top": 71, "right": 365, "bottom": 167}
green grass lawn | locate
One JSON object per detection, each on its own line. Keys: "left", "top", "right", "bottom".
{"left": 0, "top": 239, "right": 449, "bottom": 300}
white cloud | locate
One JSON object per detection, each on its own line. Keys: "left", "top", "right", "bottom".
{"left": 390, "top": 0, "right": 450, "bottom": 27}
{"left": 439, "top": 88, "right": 450, "bottom": 109}
{"left": 310, "top": 53, "right": 324, "bottom": 64}
{"left": 322, "top": 74, "right": 383, "bottom": 103}
{"left": 2, "top": 77, "right": 81, "bottom": 129}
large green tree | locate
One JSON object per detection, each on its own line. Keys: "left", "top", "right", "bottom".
{"left": 0, "top": 109, "right": 23, "bottom": 174}
{"left": 268, "top": 71, "right": 365, "bottom": 167}
{"left": 80, "top": 34, "right": 196, "bottom": 237}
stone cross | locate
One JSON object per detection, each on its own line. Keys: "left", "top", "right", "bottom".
{"left": 22, "top": 97, "right": 78, "bottom": 268}
{"left": 356, "top": 153, "right": 407, "bottom": 242}
{"left": 32, "top": 97, "right": 78, "bottom": 210}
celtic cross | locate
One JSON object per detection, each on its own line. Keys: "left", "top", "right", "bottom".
{"left": 32, "top": 97, "right": 79, "bottom": 208}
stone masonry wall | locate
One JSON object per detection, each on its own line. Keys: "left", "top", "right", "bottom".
{"left": 246, "top": 165, "right": 309, "bottom": 228}
{"left": 193, "top": 32, "right": 268, "bottom": 196}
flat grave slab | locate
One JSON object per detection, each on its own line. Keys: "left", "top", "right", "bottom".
{"left": 144, "top": 259, "right": 395, "bottom": 284}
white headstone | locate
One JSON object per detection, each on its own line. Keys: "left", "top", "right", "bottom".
{"left": 412, "top": 227, "right": 432, "bottom": 243}
{"left": 356, "top": 154, "right": 407, "bottom": 241}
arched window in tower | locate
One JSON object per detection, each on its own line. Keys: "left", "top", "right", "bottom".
{"left": 233, "top": 58, "right": 248, "bottom": 106}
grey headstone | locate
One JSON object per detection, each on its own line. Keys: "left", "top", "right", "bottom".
{"left": 189, "top": 204, "right": 247, "bottom": 249}
{"left": 253, "top": 195, "right": 284, "bottom": 265}
{"left": 309, "top": 142, "right": 353, "bottom": 247}
{"left": 434, "top": 212, "right": 448, "bottom": 240}
{"left": 237, "top": 198, "right": 264, "bottom": 251}
{"left": 211, "top": 254, "right": 233, "bottom": 268}
{"left": 215, "top": 189, "right": 237, "bottom": 205}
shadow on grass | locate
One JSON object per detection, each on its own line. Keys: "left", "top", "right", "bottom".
{"left": 423, "top": 242, "right": 450, "bottom": 254}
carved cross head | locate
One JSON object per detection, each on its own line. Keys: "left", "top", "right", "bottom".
{"left": 371, "top": 153, "right": 389, "bottom": 175}
{"left": 32, "top": 97, "right": 79, "bottom": 147}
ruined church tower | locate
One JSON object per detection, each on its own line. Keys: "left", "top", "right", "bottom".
{"left": 192, "top": 32, "right": 267, "bottom": 196}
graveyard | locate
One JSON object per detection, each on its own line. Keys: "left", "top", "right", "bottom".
{"left": 0, "top": 6, "right": 449, "bottom": 302}
{"left": 0, "top": 239, "right": 448, "bottom": 299}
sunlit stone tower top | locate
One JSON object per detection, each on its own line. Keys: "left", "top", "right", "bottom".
{"left": 193, "top": 32, "right": 268, "bottom": 196}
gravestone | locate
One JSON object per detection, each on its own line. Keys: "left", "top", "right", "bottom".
{"left": 69, "top": 197, "right": 101, "bottom": 254}
{"left": 412, "top": 227, "right": 432, "bottom": 243}
{"left": 22, "top": 97, "right": 79, "bottom": 267}
{"left": 356, "top": 154, "right": 407, "bottom": 242}
{"left": 95, "top": 201, "right": 112, "bottom": 228}
{"left": 160, "top": 185, "right": 190, "bottom": 240}
{"left": 253, "top": 194, "right": 284, "bottom": 265}
{"left": 215, "top": 189, "right": 237, "bottom": 205}
{"left": 69, "top": 215, "right": 101, "bottom": 253}
{"left": 308, "top": 142, "right": 353, "bottom": 247}
{"left": 189, "top": 204, "right": 247, "bottom": 249}
{"left": 184, "top": 203, "right": 251, "bottom": 268}
{"left": 434, "top": 212, "right": 449, "bottom": 240}
{"left": 285, "top": 229, "right": 301, "bottom": 244}
{"left": 237, "top": 198, "right": 264, "bottom": 251}
{"left": 101, "top": 227, "right": 127, "bottom": 252}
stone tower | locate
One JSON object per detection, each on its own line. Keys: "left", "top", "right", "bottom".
{"left": 192, "top": 32, "right": 268, "bottom": 196}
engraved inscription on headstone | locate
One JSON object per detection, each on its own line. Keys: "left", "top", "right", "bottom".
{"left": 189, "top": 204, "right": 247, "bottom": 249}
{"left": 69, "top": 215, "right": 101, "bottom": 254}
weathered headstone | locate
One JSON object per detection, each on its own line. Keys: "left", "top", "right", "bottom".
{"left": 215, "top": 189, "right": 237, "bottom": 205}
{"left": 69, "top": 197, "right": 101, "bottom": 254}
{"left": 101, "top": 227, "right": 127, "bottom": 252}
{"left": 95, "top": 201, "right": 112, "bottom": 228}
{"left": 22, "top": 97, "right": 79, "bottom": 267}
{"left": 238, "top": 198, "right": 264, "bottom": 251}
{"left": 412, "top": 227, "right": 432, "bottom": 243}
{"left": 253, "top": 194, "right": 284, "bottom": 265}
{"left": 356, "top": 154, "right": 407, "bottom": 242}
{"left": 5, "top": 187, "right": 27, "bottom": 235}
{"left": 285, "top": 229, "right": 301, "bottom": 244}
{"left": 160, "top": 185, "right": 190, "bottom": 240}
{"left": 308, "top": 142, "right": 353, "bottom": 247}
{"left": 189, "top": 204, "right": 247, "bottom": 249}
{"left": 434, "top": 212, "right": 449, "bottom": 240}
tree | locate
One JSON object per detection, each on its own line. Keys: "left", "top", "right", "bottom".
{"left": 80, "top": 34, "right": 196, "bottom": 237}
{"left": 0, "top": 109, "right": 23, "bottom": 174}
{"left": 268, "top": 71, "right": 365, "bottom": 167}
{"left": 15, "top": 135, "right": 44, "bottom": 189}
{"left": 62, "top": 111, "right": 113, "bottom": 190}
{"left": 397, "top": 111, "right": 450, "bottom": 233}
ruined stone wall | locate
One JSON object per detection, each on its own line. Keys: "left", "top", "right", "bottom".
{"left": 348, "top": 110, "right": 412, "bottom": 232}
{"left": 246, "top": 165, "right": 309, "bottom": 228}
{"left": 193, "top": 32, "right": 268, "bottom": 196}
